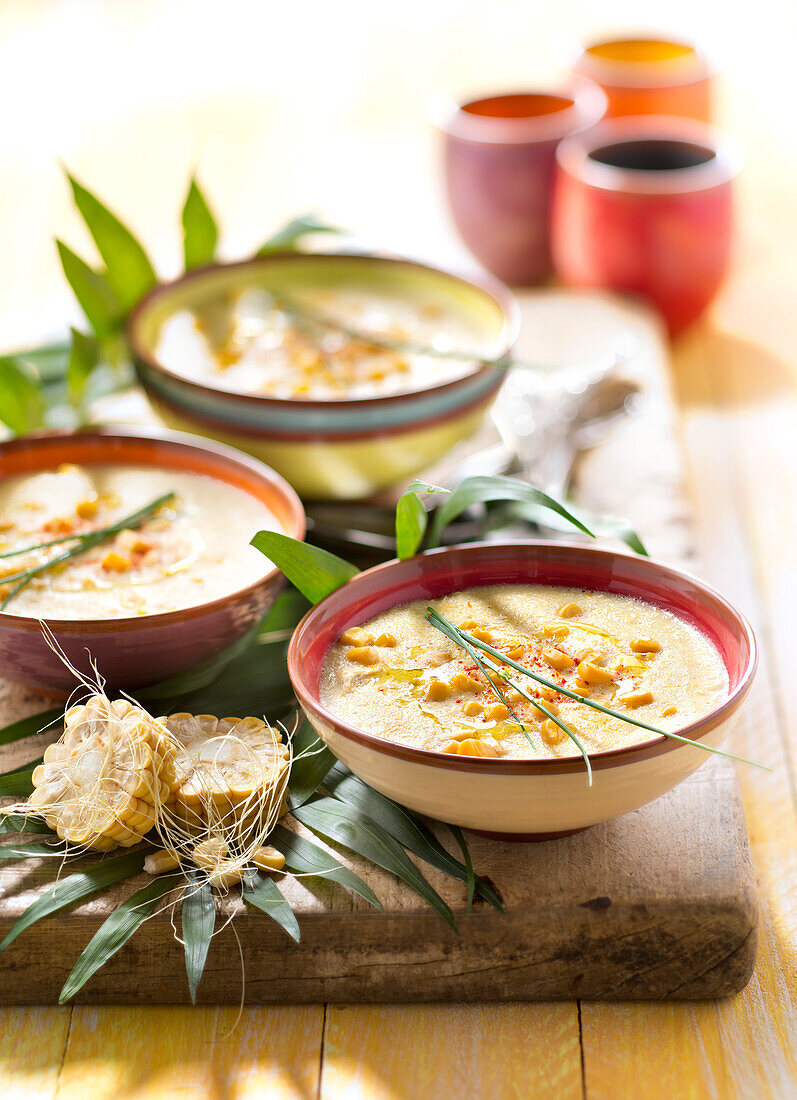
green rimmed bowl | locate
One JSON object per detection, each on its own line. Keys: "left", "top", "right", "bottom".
{"left": 127, "top": 253, "right": 519, "bottom": 500}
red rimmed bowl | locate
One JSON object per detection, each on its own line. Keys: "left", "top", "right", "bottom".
{"left": 0, "top": 428, "right": 305, "bottom": 694}
{"left": 127, "top": 253, "right": 519, "bottom": 501}
{"left": 288, "top": 542, "right": 757, "bottom": 838}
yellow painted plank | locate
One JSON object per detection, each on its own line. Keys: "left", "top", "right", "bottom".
{"left": 321, "top": 1004, "right": 582, "bottom": 1100}
{"left": 56, "top": 1006, "right": 324, "bottom": 1100}
{"left": 0, "top": 1007, "right": 71, "bottom": 1100}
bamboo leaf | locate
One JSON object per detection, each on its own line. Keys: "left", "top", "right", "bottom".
{"left": 67, "top": 174, "right": 157, "bottom": 313}
{"left": 292, "top": 797, "right": 458, "bottom": 931}
{"left": 269, "top": 824, "right": 381, "bottom": 909}
{"left": 287, "top": 721, "right": 337, "bottom": 810}
{"left": 257, "top": 214, "right": 341, "bottom": 254}
{"left": 182, "top": 178, "right": 219, "bottom": 270}
{"left": 323, "top": 762, "right": 501, "bottom": 909}
{"left": 251, "top": 530, "right": 358, "bottom": 605}
{"left": 55, "top": 240, "right": 120, "bottom": 338}
{"left": 59, "top": 873, "right": 181, "bottom": 1002}
{"left": 0, "top": 850, "right": 145, "bottom": 953}
{"left": 257, "top": 587, "right": 310, "bottom": 642}
{"left": 428, "top": 475, "right": 594, "bottom": 546}
{"left": 395, "top": 491, "right": 428, "bottom": 560}
{"left": 0, "top": 709, "right": 61, "bottom": 747}
{"left": 242, "top": 871, "right": 300, "bottom": 942}
{"left": 448, "top": 825, "right": 475, "bottom": 914}
{"left": 0, "top": 813, "right": 48, "bottom": 835}
{"left": 0, "top": 770, "right": 35, "bottom": 797}
{"left": 67, "top": 328, "right": 100, "bottom": 402}
{"left": 0, "top": 358, "right": 44, "bottom": 435}
{"left": 0, "top": 841, "right": 64, "bottom": 859}
{"left": 496, "top": 499, "right": 649, "bottom": 557}
{"left": 182, "top": 872, "right": 215, "bottom": 1003}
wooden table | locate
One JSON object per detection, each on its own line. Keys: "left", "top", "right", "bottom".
{"left": 0, "top": 2, "right": 795, "bottom": 1096}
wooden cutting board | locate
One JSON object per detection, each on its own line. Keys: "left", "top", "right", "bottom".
{"left": 0, "top": 292, "right": 758, "bottom": 1003}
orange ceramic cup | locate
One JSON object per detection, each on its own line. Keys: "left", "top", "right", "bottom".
{"left": 550, "top": 116, "right": 741, "bottom": 336}
{"left": 571, "top": 35, "right": 715, "bottom": 121}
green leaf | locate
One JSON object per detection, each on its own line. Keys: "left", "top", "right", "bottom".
{"left": 395, "top": 491, "right": 428, "bottom": 560}
{"left": 287, "top": 721, "right": 337, "bottom": 810}
{"left": 497, "top": 499, "right": 649, "bottom": 557}
{"left": 0, "top": 358, "right": 44, "bottom": 435}
{"left": 67, "top": 328, "right": 100, "bottom": 402}
{"left": 428, "top": 475, "right": 594, "bottom": 546}
{"left": 242, "top": 871, "right": 300, "bottom": 942}
{"left": 0, "top": 769, "right": 35, "bottom": 797}
{"left": 0, "top": 850, "right": 145, "bottom": 953}
{"left": 59, "top": 873, "right": 181, "bottom": 1002}
{"left": 55, "top": 240, "right": 120, "bottom": 338}
{"left": 0, "top": 813, "right": 48, "bottom": 835}
{"left": 182, "top": 178, "right": 219, "bottom": 271}
{"left": 448, "top": 825, "right": 475, "bottom": 914}
{"left": 0, "top": 708, "right": 61, "bottom": 747}
{"left": 0, "top": 841, "right": 63, "bottom": 859}
{"left": 9, "top": 341, "right": 70, "bottom": 381}
{"left": 182, "top": 872, "right": 216, "bottom": 1003}
{"left": 292, "top": 797, "right": 458, "bottom": 931}
{"left": 251, "top": 530, "right": 358, "bottom": 605}
{"left": 257, "top": 214, "right": 341, "bottom": 254}
{"left": 257, "top": 587, "right": 310, "bottom": 643}
{"left": 67, "top": 174, "right": 157, "bottom": 313}
{"left": 269, "top": 824, "right": 382, "bottom": 909}
{"left": 323, "top": 763, "right": 501, "bottom": 909}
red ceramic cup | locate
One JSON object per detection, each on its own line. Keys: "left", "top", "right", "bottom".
{"left": 550, "top": 116, "right": 741, "bottom": 336}
{"left": 570, "top": 34, "right": 715, "bottom": 122}
{"left": 431, "top": 83, "right": 606, "bottom": 286}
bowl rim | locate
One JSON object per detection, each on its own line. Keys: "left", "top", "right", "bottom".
{"left": 556, "top": 114, "right": 742, "bottom": 197}
{"left": 126, "top": 252, "right": 520, "bottom": 412}
{"left": 0, "top": 425, "right": 306, "bottom": 632}
{"left": 428, "top": 82, "right": 606, "bottom": 145}
{"left": 288, "top": 540, "right": 758, "bottom": 776}
{"left": 569, "top": 32, "right": 718, "bottom": 89}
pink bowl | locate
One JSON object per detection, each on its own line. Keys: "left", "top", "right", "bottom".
{"left": 288, "top": 541, "right": 757, "bottom": 837}
{"left": 0, "top": 428, "right": 305, "bottom": 694}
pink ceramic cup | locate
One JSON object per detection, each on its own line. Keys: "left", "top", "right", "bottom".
{"left": 431, "top": 83, "right": 606, "bottom": 285}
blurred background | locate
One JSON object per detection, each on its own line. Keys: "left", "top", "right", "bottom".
{"left": 0, "top": 0, "right": 794, "bottom": 355}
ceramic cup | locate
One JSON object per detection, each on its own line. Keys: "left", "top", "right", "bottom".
{"left": 551, "top": 115, "right": 742, "bottom": 336}
{"left": 431, "top": 83, "right": 606, "bottom": 286}
{"left": 570, "top": 34, "right": 715, "bottom": 121}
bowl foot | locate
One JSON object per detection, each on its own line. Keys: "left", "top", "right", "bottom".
{"left": 467, "top": 826, "right": 588, "bottom": 843}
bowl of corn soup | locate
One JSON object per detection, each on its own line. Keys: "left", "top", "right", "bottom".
{"left": 288, "top": 541, "right": 756, "bottom": 837}
{"left": 127, "top": 253, "right": 519, "bottom": 500}
{"left": 0, "top": 427, "right": 305, "bottom": 694}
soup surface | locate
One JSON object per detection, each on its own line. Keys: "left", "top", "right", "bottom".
{"left": 320, "top": 585, "right": 728, "bottom": 760}
{"left": 0, "top": 464, "right": 280, "bottom": 619}
{"left": 156, "top": 285, "right": 491, "bottom": 400}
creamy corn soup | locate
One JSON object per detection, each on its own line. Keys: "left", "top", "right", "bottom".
{"left": 156, "top": 286, "right": 490, "bottom": 400}
{"left": 320, "top": 585, "right": 729, "bottom": 760}
{"left": 0, "top": 464, "right": 280, "bottom": 619}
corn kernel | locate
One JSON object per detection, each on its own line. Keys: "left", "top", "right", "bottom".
{"left": 253, "top": 845, "right": 286, "bottom": 873}
{"left": 541, "top": 624, "right": 570, "bottom": 639}
{"left": 630, "top": 638, "right": 662, "bottom": 653}
{"left": 375, "top": 632, "right": 397, "bottom": 647}
{"left": 543, "top": 648, "right": 575, "bottom": 671}
{"left": 486, "top": 703, "right": 510, "bottom": 720}
{"left": 440, "top": 740, "right": 460, "bottom": 753}
{"left": 557, "top": 602, "right": 583, "bottom": 619}
{"left": 577, "top": 661, "right": 615, "bottom": 685}
{"left": 540, "top": 719, "right": 567, "bottom": 746}
{"left": 533, "top": 700, "right": 559, "bottom": 718}
{"left": 506, "top": 645, "right": 526, "bottom": 661}
{"left": 457, "top": 738, "right": 498, "bottom": 757}
{"left": 662, "top": 705, "right": 677, "bottom": 717}
{"left": 346, "top": 646, "right": 379, "bottom": 665}
{"left": 340, "top": 627, "right": 374, "bottom": 647}
{"left": 451, "top": 672, "right": 483, "bottom": 693}
{"left": 102, "top": 551, "right": 132, "bottom": 572}
{"left": 471, "top": 628, "right": 493, "bottom": 643}
{"left": 76, "top": 497, "right": 99, "bottom": 520}
{"left": 462, "top": 700, "right": 484, "bottom": 717}
{"left": 618, "top": 689, "right": 654, "bottom": 709}
{"left": 425, "top": 678, "right": 452, "bottom": 702}
{"left": 144, "top": 849, "right": 180, "bottom": 875}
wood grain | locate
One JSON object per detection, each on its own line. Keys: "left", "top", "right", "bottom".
{"left": 0, "top": 296, "right": 758, "bottom": 1005}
